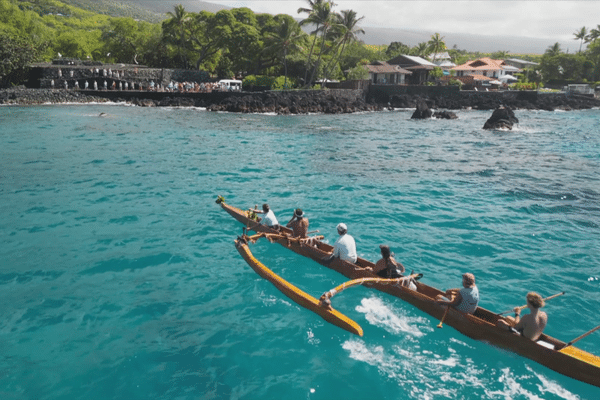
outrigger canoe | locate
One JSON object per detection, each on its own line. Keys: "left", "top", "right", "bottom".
{"left": 217, "top": 197, "right": 600, "bottom": 388}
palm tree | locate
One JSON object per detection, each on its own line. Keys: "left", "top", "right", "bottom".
{"left": 263, "top": 17, "right": 306, "bottom": 89}
{"left": 322, "top": 9, "right": 365, "bottom": 81}
{"left": 298, "top": 0, "right": 329, "bottom": 86}
{"left": 300, "top": 1, "right": 336, "bottom": 87}
{"left": 573, "top": 26, "right": 587, "bottom": 53}
{"left": 164, "top": 5, "right": 191, "bottom": 69}
{"left": 411, "top": 42, "right": 431, "bottom": 58}
{"left": 427, "top": 33, "right": 446, "bottom": 63}
{"left": 545, "top": 42, "right": 562, "bottom": 57}
{"left": 587, "top": 25, "right": 600, "bottom": 43}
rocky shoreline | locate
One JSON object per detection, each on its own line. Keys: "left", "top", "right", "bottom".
{"left": 1, "top": 87, "right": 599, "bottom": 113}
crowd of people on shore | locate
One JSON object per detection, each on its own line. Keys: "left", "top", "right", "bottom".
{"left": 246, "top": 203, "right": 549, "bottom": 342}
{"left": 48, "top": 68, "right": 235, "bottom": 93}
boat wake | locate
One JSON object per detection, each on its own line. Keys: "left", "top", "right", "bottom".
{"left": 355, "top": 296, "right": 429, "bottom": 337}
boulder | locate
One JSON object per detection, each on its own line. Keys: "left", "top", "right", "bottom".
{"left": 433, "top": 110, "right": 458, "bottom": 119}
{"left": 483, "top": 106, "right": 519, "bottom": 130}
{"left": 411, "top": 99, "right": 433, "bottom": 119}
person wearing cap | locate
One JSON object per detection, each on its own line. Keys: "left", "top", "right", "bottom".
{"left": 496, "top": 292, "right": 547, "bottom": 340}
{"left": 286, "top": 208, "right": 309, "bottom": 238}
{"left": 435, "top": 273, "right": 479, "bottom": 314}
{"left": 323, "top": 223, "right": 357, "bottom": 264}
{"left": 247, "top": 203, "right": 280, "bottom": 230}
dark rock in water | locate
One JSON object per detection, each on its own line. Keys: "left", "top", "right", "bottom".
{"left": 411, "top": 99, "right": 433, "bottom": 119}
{"left": 483, "top": 107, "right": 519, "bottom": 130}
{"left": 433, "top": 110, "right": 458, "bottom": 119}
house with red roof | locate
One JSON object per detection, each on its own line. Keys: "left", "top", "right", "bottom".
{"left": 453, "top": 57, "right": 520, "bottom": 84}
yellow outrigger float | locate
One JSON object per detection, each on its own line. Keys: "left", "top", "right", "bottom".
{"left": 218, "top": 197, "right": 600, "bottom": 388}
{"left": 235, "top": 234, "right": 364, "bottom": 336}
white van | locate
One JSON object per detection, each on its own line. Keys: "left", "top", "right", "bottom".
{"left": 218, "top": 79, "right": 242, "bottom": 91}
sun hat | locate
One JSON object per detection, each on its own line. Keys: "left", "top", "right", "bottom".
{"left": 295, "top": 208, "right": 304, "bottom": 217}
{"left": 336, "top": 223, "right": 347, "bottom": 233}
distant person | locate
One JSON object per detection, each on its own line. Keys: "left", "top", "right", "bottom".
{"left": 497, "top": 292, "right": 548, "bottom": 341}
{"left": 286, "top": 208, "right": 309, "bottom": 238}
{"left": 247, "top": 203, "right": 280, "bottom": 231}
{"left": 323, "top": 223, "right": 357, "bottom": 264}
{"left": 435, "top": 273, "right": 479, "bottom": 314}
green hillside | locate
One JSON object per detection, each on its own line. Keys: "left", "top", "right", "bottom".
{"left": 59, "top": 0, "right": 166, "bottom": 22}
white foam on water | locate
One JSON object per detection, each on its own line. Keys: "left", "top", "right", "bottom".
{"left": 527, "top": 365, "right": 581, "bottom": 400}
{"left": 355, "top": 296, "right": 429, "bottom": 337}
{"left": 485, "top": 367, "right": 545, "bottom": 400}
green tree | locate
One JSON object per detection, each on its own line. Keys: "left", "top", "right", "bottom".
{"left": 298, "top": 0, "right": 329, "bottom": 86}
{"left": 263, "top": 15, "right": 306, "bottom": 88}
{"left": 223, "top": 8, "right": 261, "bottom": 76}
{"left": 411, "top": 42, "right": 431, "bottom": 58}
{"left": 587, "top": 25, "right": 600, "bottom": 43}
{"left": 0, "top": 34, "right": 47, "bottom": 87}
{"left": 102, "top": 18, "right": 160, "bottom": 64}
{"left": 299, "top": 0, "right": 335, "bottom": 87}
{"left": 385, "top": 42, "right": 411, "bottom": 58}
{"left": 491, "top": 50, "right": 510, "bottom": 59}
{"left": 187, "top": 11, "right": 229, "bottom": 70}
{"left": 545, "top": 42, "right": 562, "bottom": 57}
{"left": 163, "top": 5, "right": 191, "bottom": 68}
{"left": 322, "top": 9, "right": 364, "bottom": 80}
{"left": 573, "top": 26, "right": 588, "bottom": 53}
{"left": 428, "top": 32, "right": 446, "bottom": 63}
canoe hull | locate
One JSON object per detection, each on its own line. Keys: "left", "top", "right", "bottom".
{"left": 220, "top": 200, "right": 600, "bottom": 388}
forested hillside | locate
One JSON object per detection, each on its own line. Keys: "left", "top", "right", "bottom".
{"left": 60, "top": 0, "right": 166, "bottom": 23}
{"left": 121, "top": 0, "right": 227, "bottom": 15}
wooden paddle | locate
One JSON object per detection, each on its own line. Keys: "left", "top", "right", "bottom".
{"left": 437, "top": 306, "right": 450, "bottom": 328}
{"left": 560, "top": 324, "right": 600, "bottom": 350}
{"left": 497, "top": 291, "right": 565, "bottom": 315}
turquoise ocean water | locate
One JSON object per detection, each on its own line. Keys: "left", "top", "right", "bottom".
{"left": 1, "top": 104, "right": 599, "bottom": 400}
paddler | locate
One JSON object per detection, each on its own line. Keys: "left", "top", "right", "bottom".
{"left": 323, "top": 223, "right": 357, "bottom": 264}
{"left": 286, "top": 208, "right": 309, "bottom": 238}
{"left": 435, "top": 273, "right": 480, "bottom": 314}
{"left": 497, "top": 292, "right": 548, "bottom": 341}
{"left": 372, "top": 245, "right": 417, "bottom": 290}
{"left": 247, "top": 203, "right": 280, "bottom": 231}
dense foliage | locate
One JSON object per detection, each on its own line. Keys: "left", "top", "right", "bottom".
{"left": 1, "top": 0, "right": 599, "bottom": 89}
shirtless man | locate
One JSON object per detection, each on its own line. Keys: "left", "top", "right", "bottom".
{"left": 286, "top": 208, "right": 309, "bottom": 238}
{"left": 498, "top": 292, "right": 547, "bottom": 341}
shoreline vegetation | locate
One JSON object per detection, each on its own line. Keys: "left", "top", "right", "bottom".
{"left": 1, "top": 88, "right": 599, "bottom": 114}
{"left": 2, "top": 1, "right": 600, "bottom": 97}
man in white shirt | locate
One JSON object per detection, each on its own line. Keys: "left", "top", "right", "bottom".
{"left": 246, "top": 203, "right": 280, "bottom": 231}
{"left": 324, "top": 223, "right": 357, "bottom": 264}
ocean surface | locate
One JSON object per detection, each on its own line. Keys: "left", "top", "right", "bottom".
{"left": 1, "top": 104, "right": 599, "bottom": 400}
